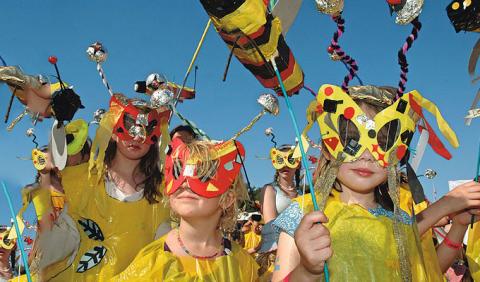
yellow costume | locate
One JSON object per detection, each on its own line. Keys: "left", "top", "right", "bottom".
{"left": 243, "top": 229, "right": 261, "bottom": 251}
{"left": 467, "top": 222, "right": 480, "bottom": 281}
{"left": 273, "top": 188, "right": 443, "bottom": 281}
{"left": 44, "top": 163, "right": 170, "bottom": 282}
{"left": 111, "top": 234, "right": 259, "bottom": 281}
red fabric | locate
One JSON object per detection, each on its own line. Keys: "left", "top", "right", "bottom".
{"left": 409, "top": 95, "right": 452, "bottom": 160}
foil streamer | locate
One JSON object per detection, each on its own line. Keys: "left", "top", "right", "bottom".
{"left": 387, "top": 149, "right": 412, "bottom": 282}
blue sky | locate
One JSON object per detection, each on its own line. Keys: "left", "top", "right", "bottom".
{"left": 0, "top": 1, "right": 479, "bottom": 226}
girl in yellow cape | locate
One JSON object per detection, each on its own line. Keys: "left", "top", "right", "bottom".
{"left": 271, "top": 85, "right": 480, "bottom": 281}
{"left": 112, "top": 137, "right": 259, "bottom": 281}
{"left": 38, "top": 94, "right": 172, "bottom": 281}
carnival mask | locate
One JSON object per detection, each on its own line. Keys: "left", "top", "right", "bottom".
{"left": 270, "top": 146, "right": 301, "bottom": 170}
{"left": 165, "top": 137, "right": 245, "bottom": 198}
{"left": 111, "top": 95, "right": 166, "bottom": 145}
{"left": 308, "top": 84, "right": 458, "bottom": 167}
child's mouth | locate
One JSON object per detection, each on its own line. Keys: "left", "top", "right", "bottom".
{"left": 351, "top": 168, "right": 374, "bottom": 177}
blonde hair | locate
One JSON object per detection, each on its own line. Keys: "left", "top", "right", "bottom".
{"left": 165, "top": 140, "right": 249, "bottom": 232}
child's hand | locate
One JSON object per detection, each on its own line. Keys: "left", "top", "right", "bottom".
{"left": 294, "top": 211, "right": 332, "bottom": 275}
{"left": 443, "top": 181, "right": 480, "bottom": 215}
{"left": 452, "top": 209, "right": 480, "bottom": 226}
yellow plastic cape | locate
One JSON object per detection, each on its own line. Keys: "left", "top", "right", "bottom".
{"left": 293, "top": 187, "right": 443, "bottom": 281}
{"left": 111, "top": 234, "right": 259, "bottom": 282}
{"left": 467, "top": 222, "right": 480, "bottom": 280}
{"left": 43, "top": 163, "right": 170, "bottom": 282}
{"left": 243, "top": 229, "right": 261, "bottom": 251}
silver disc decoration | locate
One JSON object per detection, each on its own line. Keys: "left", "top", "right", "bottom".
{"left": 391, "top": 0, "right": 424, "bottom": 25}
{"left": 424, "top": 169, "right": 437, "bottom": 180}
{"left": 315, "top": 0, "right": 344, "bottom": 16}
{"left": 264, "top": 127, "right": 274, "bottom": 136}
{"left": 257, "top": 93, "right": 280, "bottom": 116}
{"left": 150, "top": 89, "right": 174, "bottom": 108}
{"left": 86, "top": 42, "right": 108, "bottom": 63}
{"left": 146, "top": 73, "right": 168, "bottom": 93}
{"left": 230, "top": 93, "right": 280, "bottom": 140}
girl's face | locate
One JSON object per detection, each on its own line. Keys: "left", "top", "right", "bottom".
{"left": 114, "top": 135, "right": 150, "bottom": 160}
{"left": 336, "top": 147, "right": 387, "bottom": 194}
{"left": 277, "top": 166, "right": 297, "bottom": 180}
{"left": 169, "top": 181, "right": 223, "bottom": 219}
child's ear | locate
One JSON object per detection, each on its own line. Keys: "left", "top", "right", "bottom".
{"left": 220, "top": 190, "right": 235, "bottom": 210}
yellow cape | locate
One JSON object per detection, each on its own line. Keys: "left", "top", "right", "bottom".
{"left": 44, "top": 163, "right": 170, "bottom": 282}
{"left": 293, "top": 187, "right": 443, "bottom": 281}
{"left": 111, "top": 233, "right": 259, "bottom": 281}
{"left": 243, "top": 229, "right": 261, "bottom": 251}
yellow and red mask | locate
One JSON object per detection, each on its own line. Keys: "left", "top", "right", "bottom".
{"left": 111, "top": 94, "right": 168, "bottom": 145}
{"left": 306, "top": 84, "right": 459, "bottom": 167}
{"left": 164, "top": 138, "right": 245, "bottom": 198}
{"left": 270, "top": 146, "right": 301, "bottom": 170}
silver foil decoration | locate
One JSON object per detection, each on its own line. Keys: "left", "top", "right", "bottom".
{"left": 91, "top": 108, "right": 106, "bottom": 125}
{"left": 128, "top": 125, "right": 146, "bottom": 143}
{"left": 394, "top": 0, "right": 424, "bottom": 25}
{"left": 86, "top": 42, "right": 108, "bottom": 63}
{"left": 150, "top": 89, "right": 174, "bottom": 108}
{"left": 424, "top": 169, "right": 437, "bottom": 180}
{"left": 257, "top": 94, "right": 279, "bottom": 116}
{"left": 264, "top": 127, "right": 274, "bottom": 136}
{"left": 135, "top": 113, "right": 149, "bottom": 127}
{"left": 146, "top": 73, "right": 168, "bottom": 91}
{"left": 26, "top": 128, "right": 35, "bottom": 137}
{"left": 315, "top": 0, "right": 344, "bottom": 16}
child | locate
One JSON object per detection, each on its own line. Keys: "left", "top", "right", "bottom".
{"left": 112, "top": 138, "right": 259, "bottom": 281}
{"left": 242, "top": 214, "right": 263, "bottom": 255}
{"left": 272, "top": 84, "right": 480, "bottom": 281}
{"left": 40, "top": 94, "right": 172, "bottom": 281}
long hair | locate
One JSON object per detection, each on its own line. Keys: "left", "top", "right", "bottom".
{"left": 104, "top": 140, "right": 162, "bottom": 204}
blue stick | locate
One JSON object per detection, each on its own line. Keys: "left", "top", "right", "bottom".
{"left": 270, "top": 59, "right": 329, "bottom": 281}
{"left": 2, "top": 181, "right": 33, "bottom": 282}
{"left": 0, "top": 55, "right": 6, "bottom": 66}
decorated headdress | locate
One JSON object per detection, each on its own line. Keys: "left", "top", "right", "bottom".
{"left": 301, "top": 1, "right": 459, "bottom": 281}
{"left": 88, "top": 93, "right": 170, "bottom": 182}
{"left": 85, "top": 42, "right": 171, "bottom": 182}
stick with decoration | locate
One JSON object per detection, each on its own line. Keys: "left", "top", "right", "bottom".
{"left": 1, "top": 182, "right": 32, "bottom": 282}
{"left": 230, "top": 94, "right": 279, "bottom": 141}
{"left": 270, "top": 57, "right": 329, "bottom": 281}
{"left": 171, "top": 19, "right": 212, "bottom": 111}
{"left": 86, "top": 42, "right": 113, "bottom": 97}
